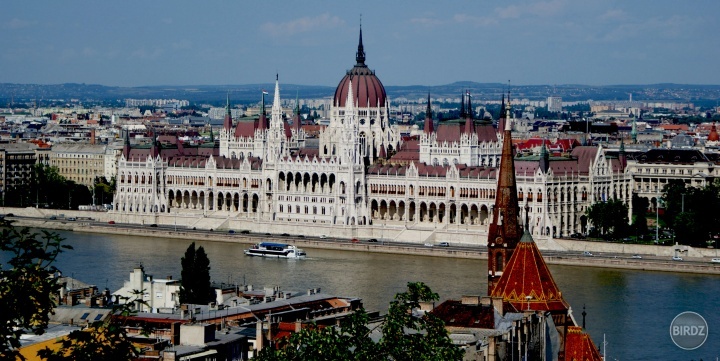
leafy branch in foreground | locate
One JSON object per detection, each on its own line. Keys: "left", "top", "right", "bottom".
{"left": 255, "top": 282, "right": 462, "bottom": 361}
{"left": 38, "top": 291, "right": 151, "bottom": 361}
{"left": 0, "top": 221, "right": 71, "bottom": 360}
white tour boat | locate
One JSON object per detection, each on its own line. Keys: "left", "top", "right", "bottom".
{"left": 244, "top": 242, "right": 307, "bottom": 259}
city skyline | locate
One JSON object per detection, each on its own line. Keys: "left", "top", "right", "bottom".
{"left": 2, "top": 1, "right": 719, "bottom": 87}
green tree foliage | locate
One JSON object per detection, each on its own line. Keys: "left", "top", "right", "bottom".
{"left": 93, "top": 176, "right": 116, "bottom": 206}
{"left": 255, "top": 282, "right": 463, "bottom": 361}
{"left": 179, "top": 242, "right": 213, "bottom": 305}
{"left": 0, "top": 221, "right": 71, "bottom": 359}
{"left": 586, "top": 198, "right": 629, "bottom": 239}
{"left": 631, "top": 194, "right": 649, "bottom": 236}
{"left": 663, "top": 180, "right": 720, "bottom": 247}
{"left": 4, "top": 164, "right": 93, "bottom": 209}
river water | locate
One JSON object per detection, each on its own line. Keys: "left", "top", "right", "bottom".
{"left": 4, "top": 230, "right": 719, "bottom": 360}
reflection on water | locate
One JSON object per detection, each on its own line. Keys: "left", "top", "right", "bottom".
{"left": 3, "top": 230, "right": 719, "bottom": 360}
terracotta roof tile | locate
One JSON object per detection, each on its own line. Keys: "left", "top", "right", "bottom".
{"left": 490, "top": 231, "right": 569, "bottom": 312}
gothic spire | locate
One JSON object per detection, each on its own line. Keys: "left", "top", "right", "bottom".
{"left": 466, "top": 91, "right": 473, "bottom": 119}
{"left": 498, "top": 94, "right": 506, "bottom": 132}
{"left": 459, "top": 91, "right": 466, "bottom": 119}
{"left": 487, "top": 90, "right": 522, "bottom": 293}
{"left": 424, "top": 93, "right": 434, "bottom": 134}
{"left": 223, "top": 92, "right": 233, "bottom": 131}
{"left": 356, "top": 23, "right": 366, "bottom": 65}
{"left": 539, "top": 138, "right": 550, "bottom": 173}
{"left": 293, "top": 91, "right": 302, "bottom": 132}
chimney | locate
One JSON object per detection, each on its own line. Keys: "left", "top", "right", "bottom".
{"left": 90, "top": 128, "right": 96, "bottom": 145}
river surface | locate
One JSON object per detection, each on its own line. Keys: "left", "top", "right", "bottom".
{"left": 4, "top": 229, "right": 719, "bottom": 360}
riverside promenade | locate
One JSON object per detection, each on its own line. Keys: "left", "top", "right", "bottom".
{"left": 3, "top": 206, "right": 720, "bottom": 275}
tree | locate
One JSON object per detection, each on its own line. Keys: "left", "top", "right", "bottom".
{"left": 255, "top": 282, "right": 463, "bottom": 361}
{"left": 1, "top": 221, "right": 150, "bottom": 360}
{"left": 179, "top": 242, "right": 213, "bottom": 304}
{"left": 663, "top": 179, "right": 720, "bottom": 247}
{"left": 0, "top": 221, "right": 71, "bottom": 359}
{"left": 586, "top": 199, "right": 629, "bottom": 239}
{"left": 631, "top": 194, "right": 649, "bottom": 236}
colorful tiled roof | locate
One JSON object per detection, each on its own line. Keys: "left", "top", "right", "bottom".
{"left": 564, "top": 326, "right": 603, "bottom": 361}
{"left": 490, "top": 231, "right": 569, "bottom": 312}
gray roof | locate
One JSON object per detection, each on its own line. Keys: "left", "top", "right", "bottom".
{"left": 51, "top": 143, "right": 107, "bottom": 154}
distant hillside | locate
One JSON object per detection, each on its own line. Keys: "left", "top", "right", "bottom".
{"left": 1, "top": 82, "right": 719, "bottom": 107}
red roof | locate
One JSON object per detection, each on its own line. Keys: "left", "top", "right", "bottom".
{"left": 490, "top": 231, "right": 569, "bottom": 312}
{"left": 435, "top": 122, "right": 497, "bottom": 143}
{"left": 564, "top": 326, "right": 603, "bottom": 361}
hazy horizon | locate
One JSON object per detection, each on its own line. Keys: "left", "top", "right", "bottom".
{"left": 3, "top": 1, "right": 719, "bottom": 87}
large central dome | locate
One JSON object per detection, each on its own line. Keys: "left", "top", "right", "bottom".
{"left": 333, "top": 27, "right": 387, "bottom": 108}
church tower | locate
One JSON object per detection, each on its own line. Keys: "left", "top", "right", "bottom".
{"left": 487, "top": 97, "right": 523, "bottom": 293}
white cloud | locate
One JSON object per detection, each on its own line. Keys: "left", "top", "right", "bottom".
{"left": 495, "top": 0, "right": 565, "bottom": 19}
{"left": 5, "top": 18, "right": 36, "bottom": 29}
{"left": 410, "top": 17, "right": 443, "bottom": 27}
{"left": 261, "top": 13, "right": 344, "bottom": 37}
{"left": 452, "top": 14, "right": 497, "bottom": 27}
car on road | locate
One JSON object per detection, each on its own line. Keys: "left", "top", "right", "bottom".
{"left": 424, "top": 243, "right": 434, "bottom": 247}
{"left": 108, "top": 220, "right": 116, "bottom": 225}
{"left": 149, "top": 224, "right": 158, "bottom": 227}
{"left": 631, "top": 254, "right": 642, "bottom": 259}
{"left": 351, "top": 238, "right": 360, "bottom": 243}
{"left": 281, "top": 233, "right": 290, "bottom": 237}
{"left": 6, "top": 213, "right": 13, "bottom": 217}
{"left": 67, "top": 217, "right": 77, "bottom": 221}
{"left": 240, "top": 230, "right": 250, "bottom": 234}
{"left": 570, "top": 232, "right": 585, "bottom": 239}
{"left": 438, "top": 242, "right": 450, "bottom": 247}
{"left": 228, "top": 230, "right": 236, "bottom": 234}
{"left": 320, "top": 234, "right": 327, "bottom": 239}
{"left": 672, "top": 256, "right": 683, "bottom": 261}
{"left": 367, "top": 238, "right": 378, "bottom": 243}
{"left": 583, "top": 251, "right": 593, "bottom": 256}
{"left": 711, "top": 258, "right": 720, "bottom": 263}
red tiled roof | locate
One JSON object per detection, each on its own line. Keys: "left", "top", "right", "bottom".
{"left": 435, "top": 122, "right": 497, "bottom": 143}
{"left": 431, "top": 300, "right": 495, "bottom": 329}
{"left": 490, "top": 231, "right": 569, "bottom": 312}
{"left": 234, "top": 120, "right": 256, "bottom": 138}
{"left": 564, "top": 326, "right": 603, "bottom": 361}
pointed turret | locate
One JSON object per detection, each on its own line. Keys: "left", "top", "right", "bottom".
{"left": 539, "top": 138, "right": 550, "bottom": 173}
{"left": 122, "top": 128, "right": 131, "bottom": 159}
{"left": 490, "top": 229, "right": 569, "bottom": 312}
{"left": 497, "top": 95, "right": 506, "bottom": 132}
{"left": 459, "top": 91, "right": 466, "bottom": 119}
{"left": 270, "top": 74, "right": 283, "bottom": 130}
{"left": 223, "top": 93, "right": 233, "bottom": 131}
{"left": 619, "top": 138, "right": 627, "bottom": 170}
{"left": 258, "top": 89, "right": 268, "bottom": 131}
{"left": 356, "top": 24, "right": 366, "bottom": 65}
{"left": 150, "top": 131, "right": 160, "bottom": 159}
{"left": 423, "top": 93, "right": 434, "bottom": 134}
{"left": 293, "top": 92, "right": 302, "bottom": 133}
{"left": 464, "top": 91, "right": 475, "bottom": 134}
{"left": 487, "top": 92, "right": 522, "bottom": 293}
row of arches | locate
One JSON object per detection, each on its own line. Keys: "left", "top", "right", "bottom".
{"left": 370, "top": 199, "right": 491, "bottom": 225}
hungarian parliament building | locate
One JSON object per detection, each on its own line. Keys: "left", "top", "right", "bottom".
{"left": 113, "top": 30, "right": 632, "bottom": 238}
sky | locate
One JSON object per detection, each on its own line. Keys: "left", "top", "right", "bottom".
{"left": 2, "top": 1, "right": 719, "bottom": 87}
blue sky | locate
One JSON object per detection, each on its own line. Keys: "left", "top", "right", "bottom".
{"left": 2, "top": 1, "right": 718, "bottom": 87}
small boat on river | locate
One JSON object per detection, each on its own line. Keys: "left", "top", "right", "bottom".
{"left": 244, "top": 242, "right": 307, "bottom": 259}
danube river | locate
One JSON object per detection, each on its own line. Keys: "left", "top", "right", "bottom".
{"left": 7, "top": 230, "right": 720, "bottom": 360}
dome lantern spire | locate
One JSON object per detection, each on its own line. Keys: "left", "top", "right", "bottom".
{"left": 356, "top": 21, "right": 366, "bottom": 66}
